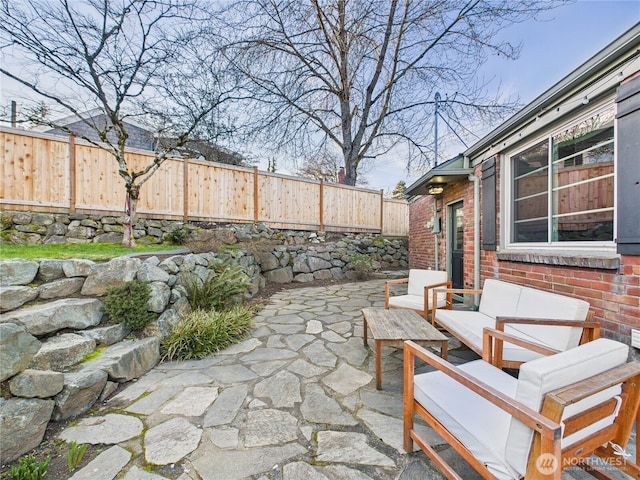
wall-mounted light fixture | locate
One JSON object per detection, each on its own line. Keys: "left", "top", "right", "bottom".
{"left": 427, "top": 183, "right": 445, "bottom": 195}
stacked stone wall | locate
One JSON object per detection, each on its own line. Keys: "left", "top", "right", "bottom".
{"left": 0, "top": 229, "right": 407, "bottom": 462}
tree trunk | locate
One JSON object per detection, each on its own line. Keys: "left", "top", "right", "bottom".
{"left": 122, "top": 185, "right": 140, "bottom": 248}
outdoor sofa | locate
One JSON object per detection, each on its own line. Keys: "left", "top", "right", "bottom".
{"left": 431, "top": 278, "right": 600, "bottom": 369}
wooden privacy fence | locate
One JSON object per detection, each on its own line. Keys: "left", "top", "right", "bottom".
{"left": 0, "top": 127, "right": 409, "bottom": 236}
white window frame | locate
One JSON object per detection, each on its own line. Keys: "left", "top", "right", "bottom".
{"left": 503, "top": 103, "right": 617, "bottom": 252}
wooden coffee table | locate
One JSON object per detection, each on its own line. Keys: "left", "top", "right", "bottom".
{"left": 362, "top": 307, "right": 448, "bottom": 389}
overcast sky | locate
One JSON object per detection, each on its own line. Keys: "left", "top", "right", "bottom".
{"left": 369, "top": 1, "right": 639, "bottom": 194}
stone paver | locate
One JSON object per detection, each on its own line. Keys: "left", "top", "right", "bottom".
{"left": 69, "top": 445, "right": 131, "bottom": 480}
{"left": 53, "top": 276, "right": 607, "bottom": 479}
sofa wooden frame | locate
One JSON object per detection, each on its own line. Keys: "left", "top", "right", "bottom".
{"left": 403, "top": 336, "right": 640, "bottom": 480}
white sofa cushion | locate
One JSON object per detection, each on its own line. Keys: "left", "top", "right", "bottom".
{"left": 505, "top": 338, "right": 629, "bottom": 476}
{"left": 510, "top": 285, "right": 590, "bottom": 351}
{"left": 406, "top": 269, "right": 448, "bottom": 298}
{"left": 413, "top": 360, "right": 520, "bottom": 480}
{"left": 435, "top": 309, "right": 553, "bottom": 363}
{"left": 478, "top": 279, "right": 521, "bottom": 319}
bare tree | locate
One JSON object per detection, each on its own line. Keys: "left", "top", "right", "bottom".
{"left": 296, "top": 151, "right": 342, "bottom": 183}
{"left": 0, "top": 0, "right": 237, "bottom": 246}
{"left": 222, "top": 0, "right": 565, "bottom": 185}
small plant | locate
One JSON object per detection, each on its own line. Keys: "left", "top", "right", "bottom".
{"left": 0, "top": 211, "right": 12, "bottom": 231}
{"left": 162, "top": 306, "right": 253, "bottom": 361}
{"left": 10, "top": 455, "right": 50, "bottom": 480}
{"left": 372, "top": 236, "right": 387, "bottom": 247}
{"left": 66, "top": 441, "right": 88, "bottom": 472}
{"left": 103, "top": 280, "right": 157, "bottom": 330}
{"left": 182, "top": 258, "right": 251, "bottom": 311}
{"left": 168, "top": 227, "right": 190, "bottom": 245}
{"left": 349, "top": 253, "right": 376, "bottom": 279}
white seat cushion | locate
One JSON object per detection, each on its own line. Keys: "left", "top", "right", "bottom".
{"left": 388, "top": 294, "right": 447, "bottom": 311}
{"left": 435, "top": 309, "right": 550, "bottom": 363}
{"left": 413, "top": 360, "right": 520, "bottom": 480}
{"left": 505, "top": 338, "right": 629, "bottom": 476}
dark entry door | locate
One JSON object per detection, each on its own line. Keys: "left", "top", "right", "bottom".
{"left": 450, "top": 202, "right": 464, "bottom": 289}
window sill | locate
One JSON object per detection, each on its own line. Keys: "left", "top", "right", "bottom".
{"left": 496, "top": 250, "right": 620, "bottom": 270}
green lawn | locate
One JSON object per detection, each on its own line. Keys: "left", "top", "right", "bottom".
{"left": 0, "top": 242, "right": 186, "bottom": 261}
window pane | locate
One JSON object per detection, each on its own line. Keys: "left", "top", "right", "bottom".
{"left": 512, "top": 140, "right": 548, "bottom": 242}
{"left": 454, "top": 207, "right": 464, "bottom": 250}
{"left": 552, "top": 108, "right": 614, "bottom": 242}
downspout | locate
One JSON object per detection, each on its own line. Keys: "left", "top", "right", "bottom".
{"left": 433, "top": 198, "right": 439, "bottom": 270}
{"left": 468, "top": 171, "right": 480, "bottom": 308}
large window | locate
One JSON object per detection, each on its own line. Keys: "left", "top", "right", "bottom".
{"left": 510, "top": 106, "right": 615, "bottom": 245}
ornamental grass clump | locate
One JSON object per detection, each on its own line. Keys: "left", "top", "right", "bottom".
{"left": 162, "top": 306, "right": 253, "bottom": 361}
{"left": 182, "top": 258, "right": 251, "bottom": 311}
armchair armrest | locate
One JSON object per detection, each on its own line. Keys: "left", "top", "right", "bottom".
{"left": 385, "top": 277, "right": 408, "bottom": 308}
{"left": 482, "top": 327, "right": 560, "bottom": 369}
{"left": 403, "top": 340, "right": 561, "bottom": 452}
{"left": 422, "top": 280, "right": 452, "bottom": 320}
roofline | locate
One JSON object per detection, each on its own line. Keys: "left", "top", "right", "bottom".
{"left": 464, "top": 22, "right": 640, "bottom": 160}
{"left": 31, "top": 108, "right": 154, "bottom": 133}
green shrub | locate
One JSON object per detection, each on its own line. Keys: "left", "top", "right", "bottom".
{"left": 167, "top": 227, "right": 190, "bottom": 245}
{"left": 10, "top": 455, "right": 50, "bottom": 480}
{"left": 349, "top": 253, "right": 376, "bottom": 279}
{"left": 162, "top": 306, "right": 253, "bottom": 361}
{"left": 103, "top": 280, "right": 157, "bottom": 330}
{"left": 182, "top": 258, "right": 251, "bottom": 311}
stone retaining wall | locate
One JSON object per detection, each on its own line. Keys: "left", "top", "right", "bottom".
{"left": 0, "top": 231, "right": 407, "bottom": 462}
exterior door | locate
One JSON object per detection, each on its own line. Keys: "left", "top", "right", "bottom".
{"left": 450, "top": 202, "right": 464, "bottom": 289}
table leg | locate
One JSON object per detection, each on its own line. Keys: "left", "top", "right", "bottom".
{"left": 375, "top": 339, "right": 382, "bottom": 390}
{"left": 363, "top": 316, "right": 368, "bottom": 346}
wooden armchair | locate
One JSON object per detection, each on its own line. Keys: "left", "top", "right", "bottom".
{"left": 404, "top": 337, "right": 640, "bottom": 479}
{"left": 385, "top": 269, "right": 451, "bottom": 320}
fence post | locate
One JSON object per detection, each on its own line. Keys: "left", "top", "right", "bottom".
{"left": 319, "top": 179, "right": 324, "bottom": 232}
{"left": 253, "top": 166, "right": 259, "bottom": 223}
{"left": 69, "top": 135, "right": 76, "bottom": 213}
{"left": 380, "top": 189, "right": 384, "bottom": 234}
{"left": 183, "top": 156, "right": 189, "bottom": 223}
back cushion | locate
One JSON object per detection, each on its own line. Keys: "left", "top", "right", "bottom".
{"left": 407, "top": 269, "right": 448, "bottom": 297}
{"left": 478, "top": 279, "right": 521, "bottom": 319}
{"left": 510, "top": 286, "right": 591, "bottom": 351}
{"left": 505, "top": 338, "right": 629, "bottom": 475}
